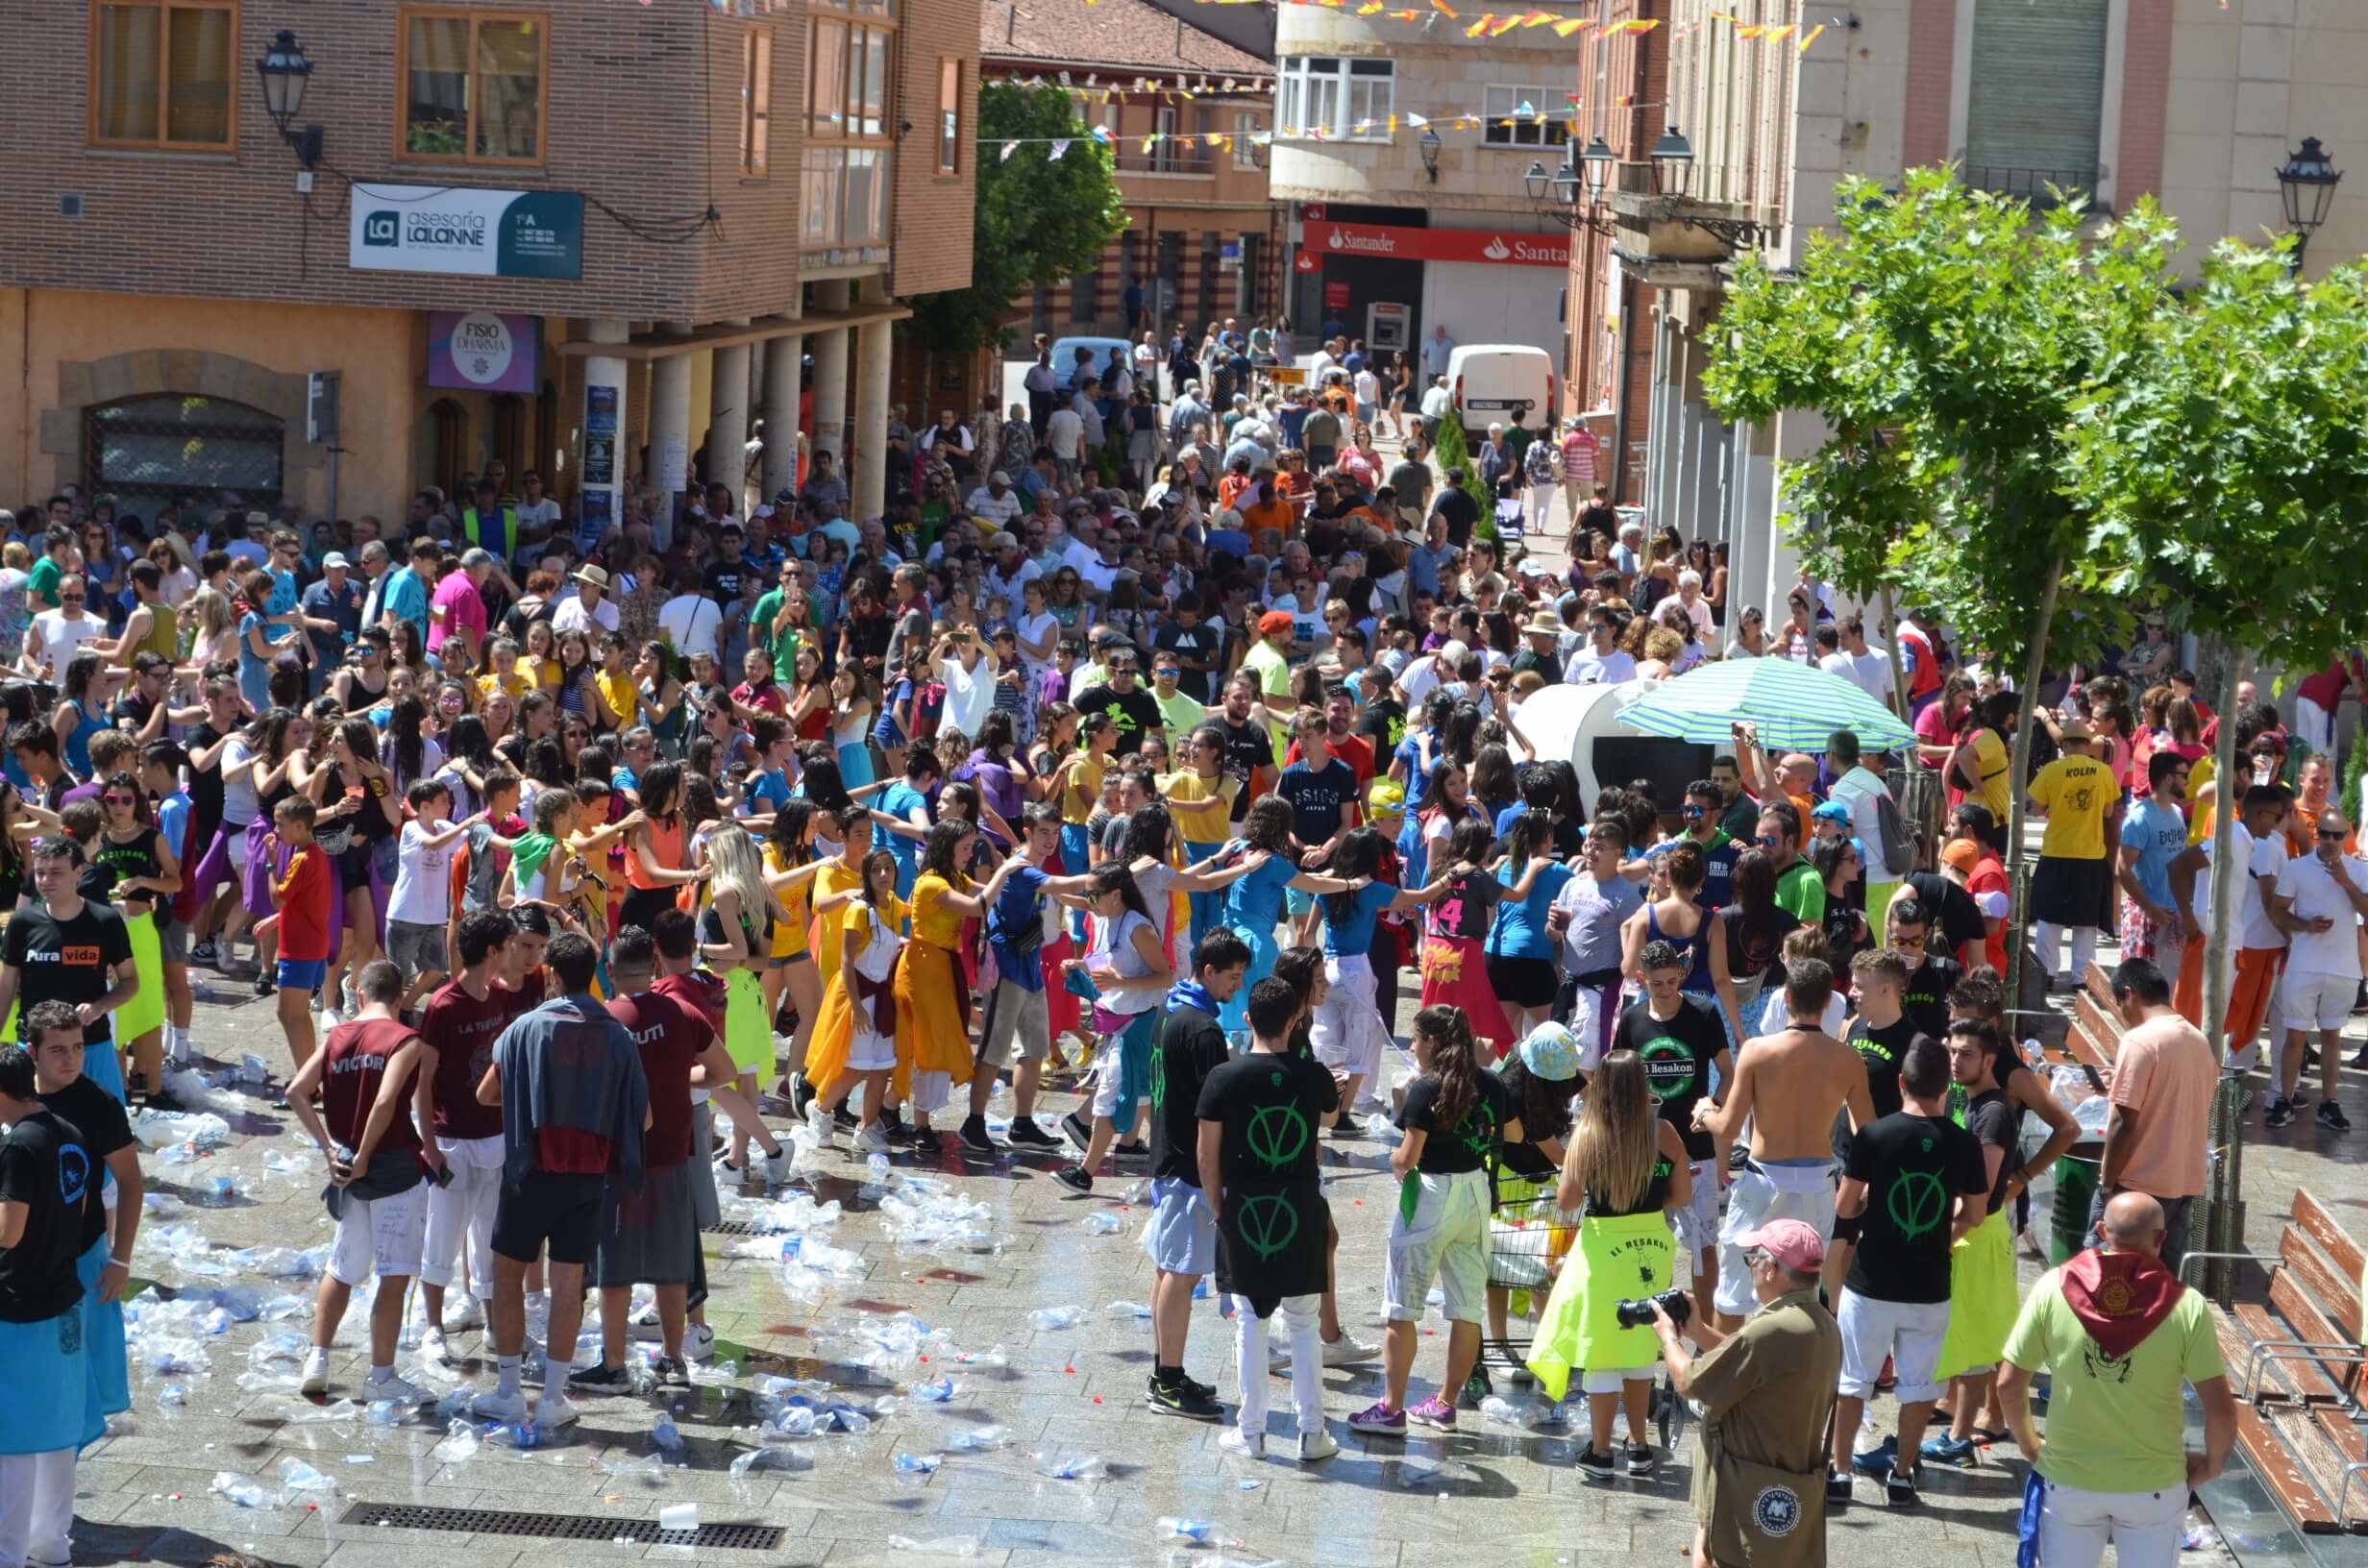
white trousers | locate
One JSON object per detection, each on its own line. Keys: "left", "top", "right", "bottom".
{"left": 420, "top": 1135, "right": 504, "bottom": 1300}
{"left": 0, "top": 1449, "right": 75, "bottom": 1568}
{"left": 2033, "top": 1476, "right": 2186, "bottom": 1568}
{"left": 1233, "top": 1293, "right": 1322, "bottom": 1440}
{"left": 2034, "top": 920, "right": 2098, "bottom": 983}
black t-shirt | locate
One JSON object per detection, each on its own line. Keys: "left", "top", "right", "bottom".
{"left": 1214, "top": 717, "right": 1275, "bottom": 823}
{"left": 1962, "top": 1086, "right": 2017, "bottom": 1214}
{"left": 3, "top": 903, "right": 134, "bottom": 1044}
{"left": 1148, "top": 1001, "right": 1230, "bottom": 1186}
{"left": 186, "top": 722, "right": 227, "bottom": 828}
{"left": 1196, "top": 1050, "right": 1338, "bottom": 1311}
{"left": 1902, "top": 956, "right": 1963, "bottom": 1041}
{"left": 1276, "top": 758, "right": 1357, "bottom": 847}
{"left": 1614, "top": 994, "right": 1727, "bottom": 1162}
{"left": 1397, "top": 1068, "right": 1514, "bottom": 1176}
{"left": 90, "top": 827, "right": 167, "bottom": 928}
{"left": 1152, "top": 623, "right": 1223, "bottom": 704}
{"left": 704, "top": 559, "right": 749, "bottom": 611}
{"left": 1434, "top": 484, "right": 1479, "bottom": 548}
{"left": 1428, "top": 869, "right": 1500, "bottom": 943}
{"left": 1842, "top": 1111, "right": 1987, "bottom": 1304}
{"left": 1837, "top": 1016, "right": 1926, "bottom": 1162}
{"left": 1356, "top": 697, "right": 1407, "bottom": 758}
{"left": 0, "top": 1110, "right": 93, "bottom": 1323}
{"left": 1718, "top": 903, "right": 1800, "bottom": 985}
{"left": 1905, "top": 871, "right": 1987, "bottom": 966}
{"left": 1080, "top": 683, "right": 1164, "bottom": 756}
{"left": 40, "top": 1073, "right": 132, "bottom": 1250}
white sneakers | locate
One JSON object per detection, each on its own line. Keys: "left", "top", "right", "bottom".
{"left": 300, "top": 1347, "right": 330, "bottom": 1393}
{"left": 763, "top": 1144, "right": 792, "bottom": 1186}
{"left": 806, "top": 1101, "right": 835, "bottom": 1145}
{"left": 1296, "top": 1428, "right": 1340, "bottom": 1462}
{"left": 471, "top": 1386, "right": 530, "bottom": 1425}
{"left": 853, "top": 1124, "right": 892, "bottom": 1154}
{"left": 443, "top": 1295, "right": 486, "bottom": 1332}
{"left": 1221, "top": 1425, "right": 1338, "bottom": 1462}
{"left": 1218, "top": 1428, "right": 1265, "bottom": 1459}
{"left": 365, "top": 1370, "right": 431, "bottom": 1404}
{"left": 418, "top": 1327, "right": 449, "bottom": 1362}
{"left": 534, "top": 1392, "right": 581, "bottom": 1429}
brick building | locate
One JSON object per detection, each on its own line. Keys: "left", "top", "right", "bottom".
{"left": 0, "top": 0, "right": 977, "bottom": 528}
{"left": 981, "top": 0, "right": 1280, "bottom": 343}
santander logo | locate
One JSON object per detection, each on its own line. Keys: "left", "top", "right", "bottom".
{"left": 1482, "top": 235, "right": 1511, "bottom": 260}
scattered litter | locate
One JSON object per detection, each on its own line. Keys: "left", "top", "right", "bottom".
{"left": 884, "top": 1536, "right": 982, "bottom": 1558}
{"left": 1026, "top": 1306, "right": 1084, "bottom": 1331}
{"left": 600, "top": 1454, "right": 666, "bottom": 1479}
{"left": 275, "top": 1458, "right": 335, "bottom": 1501}
{"left": 944, "top": 1424, "right": 1010, "bottom": 1452}
{"left": 1158, "top": 1518, "right": 1244, "bottom": 1546}
{"left": 728, "top": 1446, "right": 808, "bottom": 1476}
{"left": 947, "top": 1344, "right": 1007, "bottom": 1366}
{"left": 652, "top": 1412, "right": 685, "bottom": 1452}
{"left": 432, "top": 1419, "right": 481, "bottom": 1462}
{"left": 210, "top": 1472, "right": 275, "bottom": 1509}
{"left": 1080, "top": 1211, "right": 1122, "bottom": 1236}
{"left": 912, "top": 1376, "right": 956, "bottom": 1402}
{"left": 657, "top": 1503, "right": 700, "bottom": 1531}
{"left": 877, "top": 1186, "right": 1001, "bottom": 1256}
{"left": 157, "top": 1384, "right": 186, "bottom": 1407}
{"left": 1034, "top": 1452, "right": 1107, "bottom": 1481}
{"left": 1105, "top": 1301, "right": 1152, "bottom": 1319}
{"left": 344, "top": 1455, "right": 376, "bottom": 1465}
{"left": 484, "top": 1422, "right": 542, "bottom": 1449}
{"left": 364, "top": 1401, "right": 406, "bottom": 1428}
{"left": 1362, "top": 1113, "right": 1396, "bottom": 1141}
{"left": 282, "top": 1399, "right": 361, "bottom": 1425}
{"left": 892, "top": 1451, "right": 942, "bottom": 1479}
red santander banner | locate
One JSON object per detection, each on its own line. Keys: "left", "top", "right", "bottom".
{"left": 1301, "top": 219, "right": 1570, "bottom": 268}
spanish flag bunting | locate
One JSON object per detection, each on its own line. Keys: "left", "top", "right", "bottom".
{"left": 1764, "top": 23, "right": 1796, "bottom": 41}
{"left": 1386, "top": 113, "right": 1398, "bottom": 131}
{"left": 1490, "top": 14, "right": 1522, "bottom": 33}
{"left": 1737, "top": 23, "right": 1764, "bottom": 37}
{"left": 1621, "top": 15, "right": 1660, "bottom": 29}
{"left": 1554, "top": 15, "right": 1590, "bottom": 34}
{"left": 1429, "top": 0, "right": 1458, "bottom": 15}
{"left": 1521, "top": 10, "right": 1553, "bottom": 22}
{"left": 1359, "top": 2, "right": 1385, "bottom": 12}
{"left": 1466, "top": 14, "right": 1491, "bottom": 33}
{"left": 1796, "top": 21, "right": 1825, "bottom": 49}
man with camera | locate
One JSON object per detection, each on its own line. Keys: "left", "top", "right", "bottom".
{"left": 1647, "top": 1218, "right": 1840, "bottom": 1568}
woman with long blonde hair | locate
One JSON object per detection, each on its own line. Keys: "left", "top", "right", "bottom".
{"left": 698, "top": 821, "right": 791, "bottom": 1181}
{"left": 1528, "top": 1048, "right": 1692, "bottom": 1478}
{"left": 184, "top": 586, "right": 239, "bottom": 673}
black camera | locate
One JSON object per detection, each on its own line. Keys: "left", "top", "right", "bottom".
{"left": 1615, "top": 1288, "right": 1691, "bottom": 1331}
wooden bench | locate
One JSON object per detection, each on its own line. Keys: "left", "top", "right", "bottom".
{"left": 2185, "top": 1189, "right": 2368, "bottom": 1534}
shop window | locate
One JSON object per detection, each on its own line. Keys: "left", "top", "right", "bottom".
{"left": 87, "top": 395, "right": 283, "bottom": 508}
{"left": 88, "top": 1, "right": 236, "bottom": 151}
{"left": 399, "top": 8, "right": 547, "bottom": 164}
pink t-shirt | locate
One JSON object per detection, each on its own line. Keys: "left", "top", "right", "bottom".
{"left": 429, "top": 574, "right": 488, "bottom": 653}
{"left": 2109, "top": 1013, "right": 2217, "bottom": 1199}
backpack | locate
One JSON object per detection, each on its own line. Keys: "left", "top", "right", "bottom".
{"left": 1874, "top": 790, "right": 1916, "bottom": 878}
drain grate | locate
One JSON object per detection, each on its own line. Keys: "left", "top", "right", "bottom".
{"left": 703, "top": 1219, "right": 769, "bottom": 1236}
{"left": 339, "top": 1502, "right": 785, "bottom": 1551}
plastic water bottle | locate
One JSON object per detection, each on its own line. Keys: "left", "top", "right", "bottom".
{"left": 486, "top": 1421, "right": 541, "bottom": 1449}
{"left": 946, "top": 1424, "right": 1010, "bottom": 1452}
{"left": 867, "top": 1153, "right": 892, "bottom": 1184}
{"left": 652, "top": 1412, "right": 685, "bottom": 1452}
{"left": 893, "top": 1451, "right": 942, "bottom": 1477}
{"left": 1080, "top": 1211, "right": 1122, "bottom": 1235}
{"left": 364, "top": 1401, "right": 403, "bottom": 1428}
{"left": 158, "top": 1383, "right": 187, "bottom": 1407}
{"left": 210, "top": 1472, "right": 274, "bottom": 1508}
{"left": 1158, "top": 1518, "right": 1223, "bottom": 1544}
{"left": 275, "top": 1457, "right": 334, "bottom": 1495}
{"left": 1026, "top": 1305, "right": 1084, "bottom": 1331}
{"left": 1479, "top": 1395, "right": 1522, "bottom": 1425}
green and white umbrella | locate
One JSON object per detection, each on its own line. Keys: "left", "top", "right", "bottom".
{"left": 1616, "top": 659, "right": 1919, "bottom": 753}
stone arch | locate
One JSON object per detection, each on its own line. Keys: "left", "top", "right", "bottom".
{"left": 40, "top": 348, "right": 321, "bottom": 496}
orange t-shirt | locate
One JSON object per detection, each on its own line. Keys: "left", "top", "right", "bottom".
{"left": 1242, "top": 496, "right": 1296, "bottom": 539}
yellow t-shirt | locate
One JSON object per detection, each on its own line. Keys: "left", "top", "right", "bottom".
{"left": 595, "top": 669, "right": 641, "bottom": 728}
{"left": 477, "top": 669, "right": 532, "bottom": 706}
{"left": 812, "top": 857, "right": 866, "bottom": 984}
{"left": 1158, "top": 769, "right": 1240, "bottom": 845}
{"left": 1965, "top": 726, "right": 2010, "bottom": 824}
{"left": 764, "top": 842, "right": 811, "bottom": 957}
{"left": 2028, "top": 753, "right": 2115, "bottom": 860}
{"left": 911, "top": 870, "right": 971, "bottom": 949}
{"left": 1061, "top": 751, "right": 1107, "bottom": 826}
{"left": 529, "top": 656, "right": 563, "bottom": 691}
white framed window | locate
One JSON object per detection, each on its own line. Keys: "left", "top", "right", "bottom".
{"left": 1277, "top": 56, "right": 1392, "bottom": 140}
{"left": 1481, "top": 84, "right": 1570, "bottom": 149}
{"left": 1232, "top": 109, "right": 1259, "bottom": 169}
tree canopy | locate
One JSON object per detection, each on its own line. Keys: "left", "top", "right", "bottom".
{"left": 907, "top": 82, "right": 1130, "bottom": 355}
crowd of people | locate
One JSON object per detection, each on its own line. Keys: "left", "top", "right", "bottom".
{"left": 0, "top": 342, "right": 2302, "bottom": 1567}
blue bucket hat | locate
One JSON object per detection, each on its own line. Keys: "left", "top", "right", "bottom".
{"left": 1519, "top": 1022, "right": 1581, "bottom": 1083}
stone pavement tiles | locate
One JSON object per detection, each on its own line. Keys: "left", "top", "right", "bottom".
{"left": 84, "top": 988, "right": 2057, "bottom": 1568}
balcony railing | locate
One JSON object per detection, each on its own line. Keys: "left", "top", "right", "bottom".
{"left": 1965, "top": 164, "right": 2101, "bottom": 210}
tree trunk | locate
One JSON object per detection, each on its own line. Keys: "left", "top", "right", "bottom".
{"left": 2202, "top": 644, "right": 2251, "bottom": 1305}
{"left": 2003, "top": 557, "right": 2066, "bottom": 1010}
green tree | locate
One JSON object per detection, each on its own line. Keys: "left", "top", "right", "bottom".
{"left": 1432, "top": 411, "right": 1492, "bottom": 542}
{"left": 906, "top": 83, "right": 1129, "bottom": 355}
{"left": 1702, "top": 170, "right": 2171, "bottom": 939}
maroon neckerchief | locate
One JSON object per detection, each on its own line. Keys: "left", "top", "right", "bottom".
{"left": 2060, "top": 1248, "right": 2183, "bottom": 1360}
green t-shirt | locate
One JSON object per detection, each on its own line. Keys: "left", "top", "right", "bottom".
{"left": 751, "top": 588, "right": 800, "bottom": 682}
{"left": 2002, "top": 1273, "right": 2224, "bottom": 1494}
{"left": 1773, "top": 859, "right": 1827, "bottom": 925}
{"left": 26, "top": 556, "right": 62, "bottom": 610}
{"left": 1151, "top": 686, "right": 1205, "bottom": 743}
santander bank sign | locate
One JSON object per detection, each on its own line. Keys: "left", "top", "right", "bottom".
{"left": 1304, "top": 219, "right": 1570, "bottom": 268}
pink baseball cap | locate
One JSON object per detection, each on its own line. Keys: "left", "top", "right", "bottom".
{"left": 1734, "top": 1218, "right": 1825, "bottom": 1272}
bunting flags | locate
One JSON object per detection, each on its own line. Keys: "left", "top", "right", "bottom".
{"left": 1048, "top": 138, "right": 1071, "bottom": 160}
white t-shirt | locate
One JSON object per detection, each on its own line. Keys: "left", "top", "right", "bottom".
{"left": 1015, "top": 609, "right": 1060, "bottom": 674}
{"left": 657, "top": 593, "right": 723, "bottom": 661}
{"left": 1819, "top": 647, "right": 1894, "bottom": 704}
{"left": 388, "top": 819, "right": 458, "bottom": 925}
{"left": 941, "top": 655, "right": 996, "bottom": 737}
{"left": 2275, "top": 849, "right": 2365, "bottom": 978}
{"left": 2203, "top": 821, "right": 2288, "bottom": 952}
{"left": 220, "top": 736, "right": 261, "bottom": 826}
{"left": 30, "top": 610, "right": 103, "bottom": 678}
{"left": 1353, "top": 369, "right": 1381, "bottom": 405}
{"left": 1045, "top": 408, "right": 1085, "bottom": 461}
{"left": 1826, "top": 768, "right": 1894, "bottom": 876}
{"left": 1566, "top": 649, "right": 1639, "bottom": 685}
{"left": 553, "top": 595, "right": 621, "bottom": 636}
{"left": 514, "top": 497, "right": 564, "bottom": 537}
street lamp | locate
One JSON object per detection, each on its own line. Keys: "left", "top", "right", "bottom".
{"left": 1649, "top": 123, "right": 1693, "bottom": 197}
{"left": 2275, "top": 135, "right": 2342, "bottom": 274}
{"left": 1579, "top": 134, "right": 1616, "bottom": 206}
{"left": 1418, "top": 126, "right": 1443, "bottom": 184}
{"left": 255, "top": 28, "right": 324, "bottom": 167}
{"left": 1523, "top": 159, "right": 1551, "bottom": 201}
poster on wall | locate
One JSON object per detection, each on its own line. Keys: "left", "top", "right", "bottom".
{"left": 429, "top": 311, "right": 541, "bottom": 393}
{"left": 350, "top": 185, "right": 584, "bottom": 280}
{"left": 579, "top": 486, "right": 614, "bottom": 552}
{"left": 583, "top": 385, "right": 619, "bottom": 487}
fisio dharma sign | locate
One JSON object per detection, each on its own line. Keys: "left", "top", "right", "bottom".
{"left": 350, "top": 185, "right": 584, "bottom": 281}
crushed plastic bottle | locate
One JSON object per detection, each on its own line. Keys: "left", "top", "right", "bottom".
{"left": 652, "top": 1412, "right": 685, "bottom": 1452}
{"left": 283, "top": 1398, "right": 362, "bottom": 1424}
{"left": 945, "top": 1424, "right": 1011, "bottom": 1452}
{"left": 760, "top": 1406, "right": 817, "bottom": 1440}
{"left": 893, "top": 1451, "right": 942, "bottom": 1478}
{"left": 210, "top": 1471, "right": 275, "bottom": 1509}
{"left": 867, "top": 1153, "right": 893, "bottom": 1184}
{"left": 157, "top": 1383, "right": 187, "bottom": 1407}
{"left": 2183, "top": 1510, "right": 2214, "bottom": 1552}
{"left": 1026, "top": 1305, "right": 1085, "bottom": 1331}
{"left": 275, "top": 1457, "right": 335, "bottom": 1500}
{"left": 239, "top": 1052, "right": 271, "bottom": 1085}
{"left": 1363, "top": 1112, "right": 1397, "bottom": 1141}
{"left": 728, "top": 1445, "right": 807, "bottom": 1476}
{"left": 1105, "top": 1300, "right": 1153, "bottom": 1319}
{"left": 1080, "top": 1212, "right": 1122, "bottom": 1236}
{"left": 601, "top": 1453, "right": 666, "bottom": 1478}
{"left": 432, "top": 1418, "right": 481, "bottom": 1462}
{"left": 485, "top": 1422, "right": 541, "bottom": 1449}
{"left": 1478, "top": 1396, "right": 1531, "bottom": 1426}
{"left": 364, "top": 1401, "right": 404, "bottom": 1428}
{"left": 1157, "top": 1518, "right": 1241, "bottom": 1546}
{"left": 912, "top": 1376, "right": 956, "bottom": 1402}
{"left": 947, "top": 1344, "right": 1007, "bottom": 1366}
{"left": 1035, "top": 1453, "right": 1107, "bottom": 1481}
{"left": 884, "top": 1537, "right": 983, "bottom": 1558}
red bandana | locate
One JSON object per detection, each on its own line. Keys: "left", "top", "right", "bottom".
{"left": 2060, "top": 1249, "right": 2183, "bottom": 1360}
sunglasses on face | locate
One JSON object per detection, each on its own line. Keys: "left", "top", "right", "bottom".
{"left": 102, "top": 793, "right": 136, "bottom": 806}
{"left": 1682, "top": 805, "right": 1705, "bottom": 819}
{"left": 1755, "top": 835, "right": 1780, "bottom": 847}
{"left": 1894, "top": 933, "right": 1927, "bottom": 948}
{"left": 2321, "top": 828, "right": 2348, "bottom": 841}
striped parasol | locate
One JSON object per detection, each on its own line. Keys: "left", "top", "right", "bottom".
{"left": 1616, "top": 658, "right": 1919, "bottom": 752}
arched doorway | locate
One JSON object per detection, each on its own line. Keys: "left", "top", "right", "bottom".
{"left": 85, "top": 394, "right": 285, "bottom": 512}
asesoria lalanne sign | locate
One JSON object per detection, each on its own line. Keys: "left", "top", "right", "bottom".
{"left": 349, "top": 185, "right": 584, "bottom": 281}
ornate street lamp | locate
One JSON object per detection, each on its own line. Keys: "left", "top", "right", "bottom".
{"left": 2275, "top": 136, "right": 2342, "bottom": 273}
{"left": 256, "top": 29, "right": 323, "bottom": 167}
{"left": 1418, "top": 126, "right": 1443, "bottom": 184}
{"left": 1649, "top": 123, "right": 1693, "bottom": 198}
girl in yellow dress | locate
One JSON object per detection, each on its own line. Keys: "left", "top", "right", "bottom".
{"left": 761, "top": 800, "right": 826, "bottom": 1089}
{"left": 896, "top": 819, "right": 1035, "bottom": 1151}
{"left": 802, "top": 809, "right": 884, "bottom": 1138}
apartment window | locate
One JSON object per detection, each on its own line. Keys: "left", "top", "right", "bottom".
{"left": 399, "top": 9, "right": 547, "bottom": 164}
{"left": 1151, "top": 106, "right": 1181, "bottom": 172}
{"left": 88, "top": 0, "right": 236, "bottom": 150}
{"left": 1963, "top": 0, "right": 2108, "bottom": 205}
{"left": 937, "top": 57, "right": 961, "bottom": 173}
{"left": 1481, "top": 84, "right": 1569, "bottom": 149}
{"left": 1232, "top": 110, "right": 1259, "bottom": 170}
{"left": 1277, "top": 57, "right": 1392, "bottom": 141}
{"left": 740, "top": 27, "right": 772, "bottom": 176}
{"left": 802, "top": 0, "right": 896, "bottom": 249}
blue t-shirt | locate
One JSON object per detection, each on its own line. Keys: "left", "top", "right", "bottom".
{"left": 739, "top": 767, "right": 792, "bottom": 819}
{"left": 235, "top": 610, "right": 289, "bottom": 712}
{"left": 1489, "top": 859, "right": 1575, "bottom": 961}
{"left": 611, "top": 765, "right": 640, "bottom": 795}
{"left": 382, "top": 566, "right": 429, "bottom": 637}
{"left": 1646, "top": 831, "right": 1744, "bottom": 912}
{"left": 1276, "top": 758, "right": 1358, "bottom": 848}
{"left": 2121, "top": 797, "right": 2188, "bottom": 909}
{"left": 876, "top": 781, "right": 932, "bottom": 889}
{"left": 156, "top": 791, "right": 192, "bottom": 869}
{"left": 1322, "top": 880, "right": 1399, "bottom": 958}
{"left": 986, "top": 864, "right": 1049, "bottom": 992}
{"left": 1223, "top": 852, "right": 1298, "bottom": 937}
{"left": 1394, "top": 736, "right": 1437, "bottom": 803}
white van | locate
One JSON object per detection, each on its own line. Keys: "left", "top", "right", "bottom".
{"left": 1445, "top": 343, "right": 1557, "bottom": 433}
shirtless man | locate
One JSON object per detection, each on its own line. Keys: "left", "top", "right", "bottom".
{"left": 1694, "top": 957, "right": 1874, "bottom": 1328}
